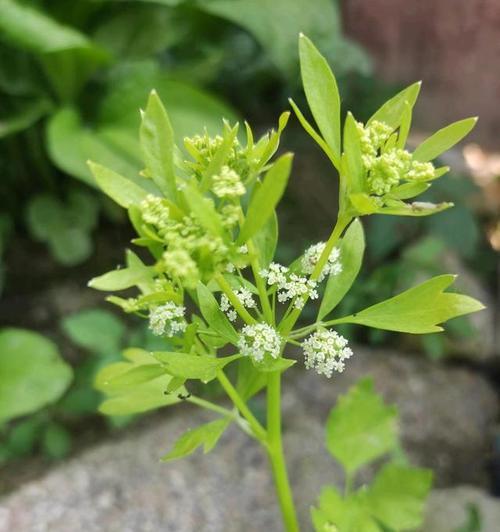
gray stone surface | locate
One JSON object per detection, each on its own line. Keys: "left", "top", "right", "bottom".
{"left": 0, "top": 348, "right": 498, "bottom": 531}
{"left": 422, "top": 486, "right": 500, "bottom": 532}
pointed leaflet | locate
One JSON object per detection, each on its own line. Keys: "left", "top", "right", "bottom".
{"left": 183, "top": 182, "right": 224, "bottom": 237}
{"left": 161, "top": 418, "right": 231, "bottom": 462}
{"left": 196, "top": 283, "right": 240, "bottom": 344}
{"left": 88, "top": 161, "right": 148, "bottom": 208}
{"left": 326, "top": 379, "right": 398, "bottom": 474}
{"left": 318, "top": 219, "right": 365, "bottom": 319}
{"left": 365, "top": 463, "right": 433, "bottom": 530}
{"left": 412, "top": 117, "right": 477, "bottom": 162}
{"left": 140, "top": 90, "right": 177, "bottom": 200}
{"left": 153, "top": 352, "right": 241, "bottom": 383}
{"left": 253, "top": 212, "right": 278, "bottom": 268}
{"left": 335, "top": 274, "right": 484, "bottom": 333}
{"left": 368, "top": 81, "right": 421, "bottom": 130}
{"left": 299, "top": 34, "right": 341, "bottom": 166}
{"left": 237, "top": 153, "right": 293, "bottom": 244}
{"left": 343, "top": 113, "right": 365, "bottom": 194}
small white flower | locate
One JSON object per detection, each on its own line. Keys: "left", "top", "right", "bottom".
{"left": 238, "top": 245, "right": 248, "bottom": 254}
{"left": 277, "top": 273, "right": 318, "bottom": 309}
{"left": 220, "top": 288, "right": 256, "bottom": 322}
{"left": 301, "top": 242, "right": 342, "bottom": 281}
{"left": 302, "top": 329, "right": 353, "bottom": 378}
{"left": 260, "top": 262, "right": 289, "bottom": 287}
{"left": 149, "top": 302, "right": 187, "bottom": 337}
{"left": 238, "top": 323, "right": 281, "bottom": 362}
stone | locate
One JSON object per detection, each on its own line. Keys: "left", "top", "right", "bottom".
{"left": 422, "top": 486, "right": 500, "bottom": 532}
{"left": 0, "top": 348, "right": 497, "bottom": 531}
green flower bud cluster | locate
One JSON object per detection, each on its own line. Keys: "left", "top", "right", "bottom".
{"left": 212, "top": 165, "right": 246, "bottom": 199}
{"left": 356, "top": 120, "right": 436, "bottom": 197}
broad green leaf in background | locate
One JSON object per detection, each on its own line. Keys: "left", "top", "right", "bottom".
{"left": 299, "top": 34, "right": 341, "bottom": 165}
{"left": 140, "top": 90, "right": 177, "bottom": 200}
{"left": 196, "top": 283, "right": 240, "bottom": 344}
{"left": 368, "top": 81, "right": 421, "bottom": 130}
{"left": 319, "top": 218, "right": 365, "bottom": 320}
{"left": 237, "top": 153, "right": 293, "bottom": 244}
{"left": 153, "top": 352, "right": 241, "bottom": 382}
{"left": 326, "top": 378, "right": 398, "bottom": 474}
{"left": 366, "top": 463, "right": 433, "bottom": 530}
{"left": 413, "top": 117, "right": 478, "bottom": 162}
{"left": 0, "top": 328, "right": 73, "bottom": 423}
{"left": 161, "top": 417, "right": 231, "bottom": 462}
{"left": 0, "top": 98, "right": 52, "bottom": 138}
{"left": 62, "top": 309, "right": 125, "bottom": 355}
{"left": 335, "top": 274, "right": 484, "bottom": 334}
{"left": 46, "top": 62, "right": 239, "bottom": 185}
{"left": 88, "top": 161, "right": 149, "bottom": 208}
{"left": 198, "top": 0, "right": 369, "bottom": 77}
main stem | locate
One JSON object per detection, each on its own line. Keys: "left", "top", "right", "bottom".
{"left": 267, "top": 371, "right": 299, "bottom": 532}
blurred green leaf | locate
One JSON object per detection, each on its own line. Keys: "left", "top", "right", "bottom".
{"left": 41, "top": 422, "right": 72, "bottom": 459}
{"left": 0, "top": 328, "right": 73, "bottom": 423}
{"left": 62, "top": 309, "right": 125, "bottom": 355}
{"left": 326, "top": 378, "right": 398, "bottom": 474}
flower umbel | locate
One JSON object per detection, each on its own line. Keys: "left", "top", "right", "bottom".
{"left": 238, "top": 323, "right": 281, "bottom": 362}
{"left": 302, "top": 329, "right": 353, "bottom": 377}
{"left": 220, "top": 287, "right": 256, "bottom": 322}
{"left": 148, "top": 302, "right": 187, "bottom": 337}
{"left": 301, "top": 242, "right": 342, "bottom": 282}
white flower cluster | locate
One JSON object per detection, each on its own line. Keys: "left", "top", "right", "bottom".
{"left": 220, "top": 287, "right": 256, "bottom": 322}
{"left": 301, "top": 243, "right": 342, "bottom": 282}
{"left": 302, "top": 329, "right": 353, "bottom": 377}
{"left": 148, "top": 302, "right": 187, "bottom": 337}
{"left": 212, "top": 165, "right": 246, "bottom": 199}
{"left": 238, "top": 323, "right": 281, "bottom": 362}
{"left": 261, "top": 263, "right": 318, "bottom": 309}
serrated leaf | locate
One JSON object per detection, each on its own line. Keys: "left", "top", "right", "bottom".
{"left": 336, "top": 274, "right": 484, "bottom": 334}
{"left": 326, "top": 378, "right": 398, "bottom": 474}
{"left": 368, "top": 82, "right": 421, "bottom": 129}
{"left": 196, "top": 283, "right": 239, "bottom": 344}
{"left": 238, "top": 153, "right": 293, "bottom": 244}
{"left": 161, "top": 417, "right": 231, "bottom": 462}
{"left": 88, "top": 161, "right": 149, "bottom": 208}
{"left": 299, "top": 34, "right": 341, "bottom": 166}
{"left": 413, "top": 117, "right": 477, "bottom": 162}
{"left": 366, "top": 463, "right": 433, "bottom": 530}
{"left": 153, "top": 352, "right": 241, "bottom": 382}
{"left": 140, "top": 90, "right": 177, "bottom": 200}
{"left": 319, "top": 219, "right": 365, "bottom": 319}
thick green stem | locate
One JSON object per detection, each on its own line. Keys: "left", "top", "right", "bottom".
{"left": 267, "top": 371, "right": 300, "bottom": 532}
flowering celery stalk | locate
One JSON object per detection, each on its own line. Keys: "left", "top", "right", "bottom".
{"left": 88, "top": 35, "right": 483, "bottom": 531}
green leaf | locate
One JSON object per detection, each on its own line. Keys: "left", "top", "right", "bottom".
{"left": 413, "top": 117, "right": 477, "bottom": 162}
{"left": 88, "top": 265, "right": 154, "bottom": 291}
{"left": 336, "top": 274, "right": 484, "bottom": 334}
{"left": 102, "top": 364, "right": 167, "bottom": 392}
{"left": 88, "top": 161, "right": 149, "bottom": 208}
{"left": 389, "top": 182, "right": 430, "bottom": 200}
{"left": 0, "top": 328, "right": 73, "bottom": 423}
{"left": 161, "top": 417, "right": 231, "bottom": 462}
{"left": 253, "top": 357, "right": 296, "bottom": 373}
{"left": 196, "top": 283, "right": 240, "bottom": 344}
{"left": 41, "top": 423, "right": 72, "bottom": 460}
{"left": 237, "top": 358, "right": 267, "bottom": 401}
{"left": 368, "top": 82, "right": 421, "bottom": 129}
{"left": 319, "top": 219, "right": 365, "bottom": 319}
{"left": 379, "top": 200, "right": 453, "bottom": 217}
{"left": 238, "top": 153, "right": 293, "bottom": 244}
{"left": 343, "top": 113, "right": 365, "bottom": 193}
{"left": 397, "top": 101, "right": 413, "bottom": 149}
{"left": 349, "top": 193, "right": 379, "bottom": 215}
{"left": 153, "top": 352, "right": 241, "bottom": 383}
{"left": 253, "top": 212, "right": 278, "bottom": 268}
{"left": 366, "top": 463, "right": 433, "bottom": 530}
{"left": 326, "top": 378, "right": 398, "bottom": 474}
{"left": 140, "top": 90, "right": 177, "bottom": 200}
{"left": 183, "top": 182, "right": 224, "bottom": 237}
{"left": 62, "top": 309, "right": 125, "bottom": 355}
{"left": 299, "top": 34, "right": 341, "bottom": 166}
